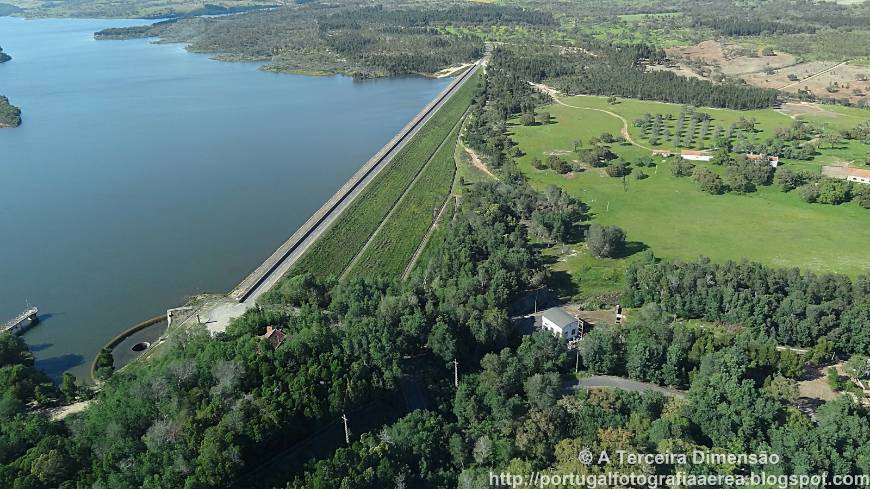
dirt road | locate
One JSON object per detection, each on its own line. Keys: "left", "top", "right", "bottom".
{"left": 528, "top": 82, "right": 653, "bottom": 152}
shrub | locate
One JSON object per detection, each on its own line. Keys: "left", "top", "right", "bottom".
{"left": 520, "top": 112, "right": 536, "bottom": 126}
{"left": 853, "top": 186, "right": 870, "bottom": 209}
{"left": 586, "top": 224, "right": 625, "bottom": 258}
{"left": 605, "top": 160, "right": 629, "bottom": 177}
{"left": 693, "top": 167, "right": 725, "bottom": 194}
{"left": 816, "top": 178, "right": 851, "bottom": 205}
{"left": 774, "top": 167, "right": 806, "bottom": 192}
{"left": 671, "top": 159, "right": 695, "bottom": 177}
{"left": 797, "top": 183, "right": 820, "bottom": 203}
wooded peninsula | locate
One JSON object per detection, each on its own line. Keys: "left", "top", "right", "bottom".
{"left": 0, "top": 95, "right": 21, "bottom": 127}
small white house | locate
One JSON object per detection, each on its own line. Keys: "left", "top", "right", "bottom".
{"left": 746, "top": 153, "right": 779, "bottom": 167}
{"left": 847, "top": 168, "right": 870, "bottom": 185}
{"left": 541, "top": 307, "right": 581, "bottom": 340}
{"left": 680, "top": 150, "right": 712, "bottom": 162}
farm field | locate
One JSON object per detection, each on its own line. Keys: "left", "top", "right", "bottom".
{"left": 510, "top": 95, "right": 870, "bottom": 289}
{"left": 289, "top": 71, "right": 480, "bottom": 280}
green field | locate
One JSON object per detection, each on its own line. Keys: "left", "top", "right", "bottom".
{"left": 510, "top": 95, "right": 870, "bottom": 294}
{"left": 288, "top": 71, "right": 480, "bottom": 280}
{"left": 347, "top": 121, "right": 461, "bottom": 279}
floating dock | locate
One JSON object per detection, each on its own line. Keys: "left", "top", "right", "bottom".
{"left": 2, "top": 306, "right": 39, "bottom": 335}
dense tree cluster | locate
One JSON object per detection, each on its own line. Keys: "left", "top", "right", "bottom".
{"left": 581, "top": 304, "right": 813, "bottom": 387}
{"left": 0, "top": 334, "right": 78, "bottom": 488}
{"left": 625, "top": 257, "right": 870, "bottom": 354}
{"left": 553, "top": 60, "right": 779, "bottom": 110}
{"left": 291, "top": 321, "right": 870, "bottom": 488}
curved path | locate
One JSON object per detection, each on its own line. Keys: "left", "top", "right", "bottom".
{"left": 554, "top": 98, "right": 653, "bottom": 152}
{"left": 528, "top": 82, "right": 652, "bottom": 152}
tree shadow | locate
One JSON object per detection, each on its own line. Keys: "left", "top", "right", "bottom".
{"left": 35, "top": 354, "right": 85, "bottom": 382}
{"left": 617, "top": 240, "right": 649, "bottom": 258}
{"left": 27, "top": 343, "right": 53, "bottom": 352}
{"left": 548, "top": 270, "right": 578, "bottom": 298}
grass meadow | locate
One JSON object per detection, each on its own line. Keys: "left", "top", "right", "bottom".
{"left": 510, "top": 95, "right": 870, "bottom": 297}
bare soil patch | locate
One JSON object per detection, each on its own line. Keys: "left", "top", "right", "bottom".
{"left": 798, "top": 366, "right": 838, "bottom": 401}
{"left": 49, "top": 400, "right": 92, "bottom": 421}
{"left": 665, "top": 40, "right": 869, "bottom": 103}
{"left": 465, "top": 147, "right": 495, "bottom": 178}
{"left": 666, "top": 40, "right": 797, "bottom": 77}
{"left": 748, "top": 61, "right": 870, "bottom": 104}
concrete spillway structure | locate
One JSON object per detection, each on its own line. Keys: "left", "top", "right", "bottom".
{"left": 2, "top": 306, "right": 39, "bottom": 335}
{"left": 230, "top": 60, "right": 482, "bottom": 304}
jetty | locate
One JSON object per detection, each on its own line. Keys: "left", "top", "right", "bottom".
{"left": 2, "top": 306, "right": 39, "bottom": 335}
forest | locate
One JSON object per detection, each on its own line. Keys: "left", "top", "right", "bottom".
{"left": 93, "top": 2, "right": 558, "bottom": 78}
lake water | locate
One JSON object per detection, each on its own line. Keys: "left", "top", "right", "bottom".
{"left": 0, "top": 17, "right": 451, "bottom": 380}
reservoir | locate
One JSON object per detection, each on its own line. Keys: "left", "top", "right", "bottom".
{"left": 0, "top": 17, "right": 452, "bottom": 381}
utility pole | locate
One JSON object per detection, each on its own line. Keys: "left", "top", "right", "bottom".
{"left": 341, "top": 413, "right": 350, "bottom": 445}
{"left": 454, "top": 359, "right": 459, "bottom": 388}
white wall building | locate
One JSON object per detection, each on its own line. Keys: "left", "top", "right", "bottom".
{"left": 680, "top": 150, "right": 712, "bottom": 162}
{"left": 541, "top": 307, "right": 581, "bottom": 340}
{"left": 847, "top": 168, "right": 870, "bottom": 185}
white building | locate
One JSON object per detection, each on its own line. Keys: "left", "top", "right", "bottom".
{"left": 746, "top": 153, "right": 780, "bottom": 167}
{"left": 680, "top": 150, "right": 712, "bottom": 162}
{"left": 541, "top": 307, "right": 581, "bottom": 340}
{"left": 847, "top": 168, "right": 870, "bottom": 185}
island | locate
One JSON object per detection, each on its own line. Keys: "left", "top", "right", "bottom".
{"left": 0, "top": 95, "right": 21, "bottom": 128}
{"left": 0, "top": 45, "right": 10, "bottom": 63}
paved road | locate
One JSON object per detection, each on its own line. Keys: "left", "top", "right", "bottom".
{"left": 231, "top": 59, "right": 483, "bottom": 304}
{"left": 567, "top": 375, "right": 686, "bottom": 398}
